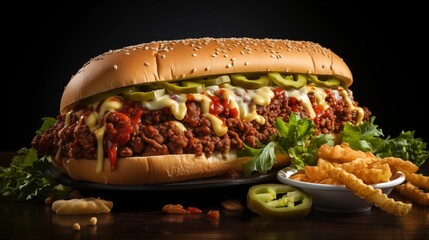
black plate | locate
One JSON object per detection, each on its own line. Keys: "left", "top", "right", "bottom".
{"left": 44, "top": 166, "right": 278, "bottom": 191}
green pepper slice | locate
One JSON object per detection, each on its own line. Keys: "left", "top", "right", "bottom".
{"left": 247, "top": 183, "right": 312, "bottom": 220}
{"left": 123, "top": 89, "right": 166, "bottom": 101}
{"left": 230, "top": 74, "right": 271, "bottom": 89}
{"left": 307, "top": 74, "right": 340, "bottom": 88}
{"left": 162, "top": 81, "right": 205, "bottom": 94}
{"left": 268, "top": 73, "right": 306, "bottom": 89}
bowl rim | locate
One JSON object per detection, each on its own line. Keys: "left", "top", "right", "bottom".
{"left": 277, "top": 167, "right": 405, "bottom": 191}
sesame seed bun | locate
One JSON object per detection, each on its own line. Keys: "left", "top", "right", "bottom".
{"left": 60, "top": 37, "right": 352, "bottom": 114}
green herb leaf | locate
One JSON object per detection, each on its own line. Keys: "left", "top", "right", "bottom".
{"left": 241, "top": 142, "right": 277, "bottom": 177}
{"left": 376, "top": 131, "right": 428, "bottom": 167}
{"left": 0, "top": 148, "right": 71, "bottom": 202}
{"left": 35, "top": 117, "right": 56, "bottom": 135}
{"left": 240, "top": 113, "right": 333, "bottom": 175}
{"left": 341, "top": 117, "right": 428, "bottom": 166}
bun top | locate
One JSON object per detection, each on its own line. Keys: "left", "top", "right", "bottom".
{"left": 60, "top": 37, "right": 352, "bottom": 114}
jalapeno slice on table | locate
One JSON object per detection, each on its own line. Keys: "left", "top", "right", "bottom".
{"left": 247, "top": 183, "right": 312, "bottom": 220}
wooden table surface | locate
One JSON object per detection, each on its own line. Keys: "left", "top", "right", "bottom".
{"left": 1, "top": 152, "right": 429, "bottom": 239}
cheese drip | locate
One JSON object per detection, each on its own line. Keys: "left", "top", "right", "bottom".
{"left": 285, "top": 86, "right": 364, "bottom": 124}
{"left": 55, "top": 111, "right": 72, "bottom": 164}
{"left": 338, "top": 88, "right": 364, "bottom": 124}
{"left": 138, "top": 85, "right": 275, "bottom": 136}
{"left": 84, "top": 97, "right": 123, "bottom": 173}
{"left": 221, "top": 85, "right": 274, "bottom": 125}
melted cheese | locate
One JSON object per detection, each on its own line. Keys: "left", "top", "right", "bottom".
{"left": 55, "top": 111, "right": 72, "bottom": 163}
{"left": 338, "top": 88, "right": 364, "bottom": 124}
{"left": 286, "top": 87, "right": 315, "bottom": 118}
{"left": 192, "top": 93, "right": 228, "bottom": 136}
{"left": 221, "top": 84, "right": 274, "bottom": 125}
{"left": 285, "top": 86, "right": 364, "bottom": 124}
{"left": 84, "top": 97, "right": 123, "bottom": 173}
{"left": 137, "top": 85, "right": 275, "bottom": 136}
{"left": 142, "top": 95, "right": 187, "bottom": 120}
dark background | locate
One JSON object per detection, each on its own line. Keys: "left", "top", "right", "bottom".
{"left": 2, "top": 1, "right": 427, "bottom": 152}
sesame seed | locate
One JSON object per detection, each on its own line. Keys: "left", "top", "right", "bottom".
{"left": 244, "top": 61, "right": 249, "bottom": 66}
{"left": 270, "top": 54, "right": 275, "bottom": 58}
{"left": 180, "top": 74, "right": 186, "bottom": 78}
{"left": 230, "top": 57, "right": 236, "bottom": 61}
{"left": 161, "top": 54, "right": 166, "bottom": 59}
{"left": 191, "top": 68, "right": 197, "bottom": 73}
{"left": 192, "top": 53, "right": 197, "bottom": 57}
{"left": 211, "top": 54, "right": 217, "bottom": 57}
{"left": 223, "top": 54, "right": 228, "bottom": 58}
{"left": 226, "top": 63, "right": 232, "bottom": 68}
{"left": 113, "top": 65, "right": 118, "bottom": 70}
{"left": 144, "top": 62, "right": 150, "bottom": 66}
{"left": 239, "top": 51, "right": 244, "bottom": 55}
{"left": 143, "top": 46, "right": 149, "bottom": 50}
{"left": 124, "top": 52, "right": 130, "bottom": 55}
{"left": 205, "top": 66, "right": 210, "bottom": 71}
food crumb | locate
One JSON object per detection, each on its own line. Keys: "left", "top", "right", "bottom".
{"left": 44, "top": 195, "right": 55, "bottom": 205}
{"left": 89, "top": 217, "right": 97, "bottom": 226}
{"left": 221, "top": 199, "right": 243, "bottom": 211}
{"left": 72, "top": 223, "right": 81, "bottom": 232}
{"left": 207, "top": 210, "right": 220, "bottom": 219}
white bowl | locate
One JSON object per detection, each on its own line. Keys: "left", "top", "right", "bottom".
{"left": 277, "top": 167, "right": 406, "bottom": 213}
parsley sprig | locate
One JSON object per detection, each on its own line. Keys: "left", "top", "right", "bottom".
{"left": 0, "top": 117, "right": 71, "bottom": 202}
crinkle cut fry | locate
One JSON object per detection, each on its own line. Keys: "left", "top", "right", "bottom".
{"left": 404, "top": 172, "right": 429, "bottom": 191}
{"left": 395, "top": 182, "right": 429, "bottom": 206}
{"left": 317, "top": 143, "right": 375, "bottom": 163}
{"left": 380, "top": 157, "right": 419, "bottom": 174}
{"left": 328, "top": 167, "right": 412, "bottom": 216}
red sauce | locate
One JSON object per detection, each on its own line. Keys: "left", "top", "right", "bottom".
{"left": 288, "top": 97, "right": 300, "bottom": 113}
{"left": 105, "top": 112, "right": 133, "bottom": 171}
{"left": 120, "top": 102, "right": 143, "bottom": 132}
{"left": 209, "top": 95, "right": 224, "bottom": 116}
{"left": 229, "top": 108, "right": 239, "bottom": 118}
{"left": 272, "top": 87, "right": 285, "bottom": 98}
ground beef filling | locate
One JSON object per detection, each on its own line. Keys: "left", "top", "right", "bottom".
{"left": 32, "top": 90, "right": 371, "bottom": 160}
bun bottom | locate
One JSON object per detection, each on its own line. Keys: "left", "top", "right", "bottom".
{"left": 57, "top": 151, "right": 290, "bottom": 185}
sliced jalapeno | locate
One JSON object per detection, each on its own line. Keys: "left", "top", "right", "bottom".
{"left": 307, "top": 75, "right": 340, "bottom": 88}
{"left": 162, "top": 81, "right": 205, "bottom": 94}
{"left": 123, "top": 89, "right": 166, "bottom": 101}
{"left": 230, "top": 74, "right": 271, "bottom": 89}
{"left": 247, "top": 183, "right": 312, "bottom": 220}
{"left": 79, "top": 86, "right": 139, "bottom": 106}
{"left": 268, "top": 73, "right": 306, "bottom": 89}
{"left": 196, "top": 75, "right": 231, "bottom": 86}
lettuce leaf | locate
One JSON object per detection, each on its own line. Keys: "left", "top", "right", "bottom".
{"left": 240, "top": 114, "right": 333, "bottom": 176}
